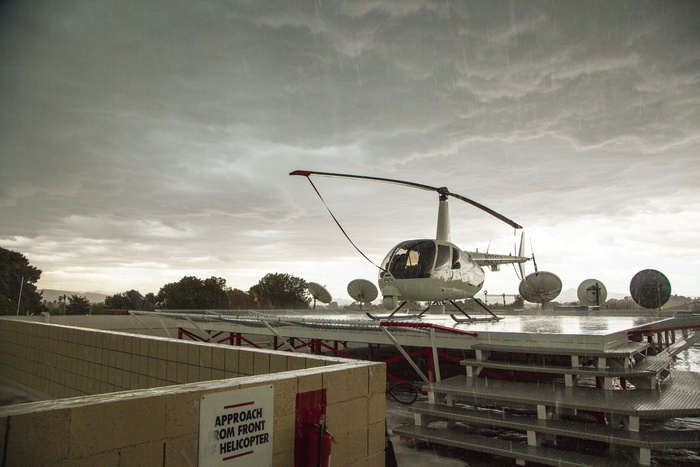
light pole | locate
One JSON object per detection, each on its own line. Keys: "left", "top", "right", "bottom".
{"left": 16, "top": 276, "right": 24, "bottom": 315}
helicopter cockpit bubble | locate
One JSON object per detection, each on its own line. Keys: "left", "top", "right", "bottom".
{"left": 381, "top": 240, "right": 436, "bottom": 280}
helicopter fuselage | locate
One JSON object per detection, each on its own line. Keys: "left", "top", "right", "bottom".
{"left": 378, "top": 239, "right": 485, "bottom": 309}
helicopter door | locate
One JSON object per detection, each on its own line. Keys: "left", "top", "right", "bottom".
{"left": 386, "top": 240, "right": 436, "bottom": 279}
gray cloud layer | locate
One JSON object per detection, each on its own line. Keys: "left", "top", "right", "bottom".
{"left": 1, "top": 0, "right": 699, "bottom": 299}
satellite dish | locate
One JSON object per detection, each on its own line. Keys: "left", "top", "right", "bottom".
{"left": 519, "top": 271, "right": 562, "bottom": 304}
{"left": 347, "top": 279, "right": 378, "bottom": 310}
{"left": 307, "top": 282, "right": 332, "bottom": 309}
{"left": 577, "top": 279, "right": 607, "bottom": 307}
{"left": 630, "top": 269, "right": 671, "bottom": 309}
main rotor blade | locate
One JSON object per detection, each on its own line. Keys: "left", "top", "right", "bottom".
{"left": 290, "top": 170, "right": 437, "bottom": 193}
{"left": 446, "top": 191, "right": 523, "bottom": 229}
{"left": 290, "top": 170, "right": 523, "bottom": 229}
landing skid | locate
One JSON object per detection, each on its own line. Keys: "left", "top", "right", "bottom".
{"left": 366, "top": 301, "right": 431, "bottom": 321}
{"left": 449, "top": 298, "right": 503, "bottom": 324}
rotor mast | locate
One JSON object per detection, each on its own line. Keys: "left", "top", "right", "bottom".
{"left": 436, "top": 193, "right": 450, "bottom": 242}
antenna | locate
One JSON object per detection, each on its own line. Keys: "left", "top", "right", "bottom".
{"left": 630, "top": 269, "right": 671, "bottom": 310}
{"left": 307, "top": 282, "right": 332, "bottom": 310}
{"left": 518, "top": 271, "right": 562, "bottom": 304}
{"left": 577, "top": 279, "right": 607, "bottom": 307}
{"left": 347, "top": 279, "right": 378, "bottom": 310}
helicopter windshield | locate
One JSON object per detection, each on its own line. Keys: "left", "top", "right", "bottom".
{"left": 384, "top": 240, "right": 436, "bottom": 279}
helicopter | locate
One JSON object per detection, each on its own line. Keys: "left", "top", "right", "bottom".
{"left": 290, "top": 170, "right": 530, "bottom": 321}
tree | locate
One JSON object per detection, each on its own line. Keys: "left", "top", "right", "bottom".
{"left": 105, "top": 290, "right": 156, "bottom": 310}
{"left": 228, "top": 288, "right": 271, "bottom": 309}
{"left": 66, "top": 295, "right": 91, "bottom": 315}
{"left": 0, "top": 247, "right": 44, "bottom": 315}
{"left": 157, "top": 276, "right": 231, "bottom": 309}
{"left": 249, "top": 273, "right": 310, "bottom": 309}
{"left": 512, "top": 295, "right": 525, "bottom": 309}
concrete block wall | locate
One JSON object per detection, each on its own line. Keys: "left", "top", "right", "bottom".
{"left": 0, "top": 319, "right": 321, "bottom": 399}
{"left": 0, "top": 318, "right": 386, "bottom": 466}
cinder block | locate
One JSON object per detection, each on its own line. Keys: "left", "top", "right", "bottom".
{"left": 272, "top": 378, "right": 297, "bottom": 418}
{"left": 108, "top": 334, "right": 118, "bottom": 352}
{"left": 272, "top": 449, "right": 295, "bottom": 467}
{"left": 139, "top": 337, "right": 149, "bottom": 356}
{"left": 114, "top": 334, "right": 125, "bottom": 352}
{"left": 157, "top": 340, "right": 168, "bottom": 360}
{"left": 367, "top": 421, "right": 385, "bottom": 458}
{"left": 176, "top": 363, "right": 188, "bottom": 384}
{"left": 124, "top": 352, "right": 135, "bottom": 372}
{"left": 344, "top": 397, "right": 369, "bottom": 434}
{"left": 147, "top": 339, "right": 158, "bottom": 361}
{"left": 287, "top": 355, "right": 306, "bottom": 371}
{"left": 199, "top": 367, "right": 212, "bottom": 382}
{"left": 164, "top": 433, "right": 198, "bottom": 467}
{"left": 327, "top": 397, "right": 368, "bottom": 437}
{"left": 328, "top": 429, "right": 350, "bottom": 466}
{"left": 364, "top": 451, "right": 385, "bottom": 467}
{"left": 187, "top": 364, "right": 200, "bottom": 383}
{"left": 254, "top": 351, "right": 270, "bottom": 375}
{"left": 297, "top": 373, "right": 323, "bottom": 393}
{"left": 368, "top": 364, "right": 386, "bottom": 396}
{"left": 224, "top": 349, "right": 239, "bottom": 372}
{"left": 269, "top": 354, "right": 287, "bottom": 373}
{"left": 305, "top": 357, "right": 325, "bottom": 369}
{"left": 125, "top": 335, "right": 137, "bottom": 355}
{"left": 118, "top": 440, "right": 164, "bottom": 466}
{"left": 53, "top": 449, "right": 120, "bottom": 467}
{"left": 147, "top": 376, "right": 159, "bottom": 388}
{"left": 115, "top": 351, "right": 124, "bottom": 371}
{"left": 157, "top": 359, "right": 167, "bottom": 380}
{"left": 5, "top": 408, "right": 71, "bottom": 466}
{"left": 324, "top": 369, "right": 350, "bottom": 404}
{"left": 326, "top": 401, "right": 350, "bottom": 436}
{"left": 199, "top": 345, "right": 212, "bottom": 368}
{"left": 347, "top": 366, "right": 370, "bottom": 397}
{"left": 166, "top": 361, "right": 178, "bottom": 382}
{"left": 97, "top": 333, "right": 109, "bottom": 350}
{"left": 272, "top": 413, "right": 296, "bottom": 453}
{"left": 211, "top": 346, "right": 226, "bottom": 370}
{"left": 108, "top": 350, "right": 117, "bottom": 368}
{"left": 114, "top": 369, "right": 124, "bottom": 389}
{"left": 368, "top": 393, "right": 385, "bottom": 425}
{"left": 345, "top": 427, "right": 369, "bottom": 464}
{"left": 167, "top": 342, "right": 178, "bottom": 363}
{"left": 147, "top": 357, "right": 158, "bottom": 378}
{"left": 239, "top": 351, "right": 254, "bottom": 375}
{"left": 177, "top": 342, "right": 188, "bottom": 364}
{"left": 165, "top": 391, "right": 202, "bottom": 438}
{"left": 188, "top": 344, "right": 200, "bottom": 366}
{"left": 69, "top": 395, "right": 166, "bottom": 457}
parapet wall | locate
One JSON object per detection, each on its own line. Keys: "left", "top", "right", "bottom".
{"left": 0, "top": 318, "right": 386, "bottom": 466}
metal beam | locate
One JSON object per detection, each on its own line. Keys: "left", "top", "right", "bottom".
{"left": 380, "top": 327, "right": 430, "bottom": 384}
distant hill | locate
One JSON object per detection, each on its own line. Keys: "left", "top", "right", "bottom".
{"left": 40, "top": 289, "right": 110, "bottom": 304}
{"left": 556, "top": 288, "right": 628, "bottom": 303}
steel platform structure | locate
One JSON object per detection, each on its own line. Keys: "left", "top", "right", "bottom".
{"left": 131, "top": 309, "right": 700, "bottom": 465}
{"left": 131, "top": 310, "right": 697, "bottom": 351}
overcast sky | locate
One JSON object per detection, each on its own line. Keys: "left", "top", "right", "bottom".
{"left": 1, "top": 0, "right": 699, "bottom": 304}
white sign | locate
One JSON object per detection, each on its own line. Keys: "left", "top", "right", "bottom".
{"left": 199, "top": 385, "right": 274, "bottom": 466}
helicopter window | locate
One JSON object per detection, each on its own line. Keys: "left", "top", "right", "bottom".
{"left": 388, "top": 240, "right": 435, "bottom": 279}
{"left": 452, "top": 248, "right": 461, "bottom": 269}
{"left": 435, "top": 245, "right": 451, "bottom": 271}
